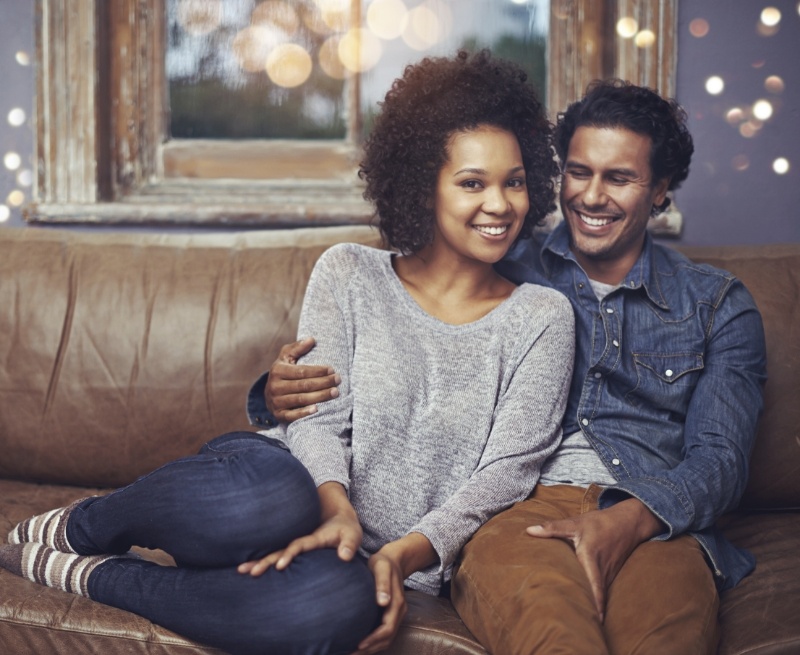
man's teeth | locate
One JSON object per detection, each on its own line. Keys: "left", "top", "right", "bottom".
{"left": 474, "top": 225, "right": 508, "bottom": 235}
{"left": 579, "top": 213, "right": 615, "bottom": 227}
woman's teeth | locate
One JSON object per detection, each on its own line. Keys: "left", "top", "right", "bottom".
{"left": 474, "top": 225, "right": 508, "bottom": 235}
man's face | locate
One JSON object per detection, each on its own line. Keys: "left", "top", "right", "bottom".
{"left": 559, "top": 126, "right": 670, "bottom": 284}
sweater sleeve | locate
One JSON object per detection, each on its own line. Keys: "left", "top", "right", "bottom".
{"left": 409, "top": 290, "right": 576, "bottom": 575}
{"left": 281, "top": 245, "right": 357, "bottom": 490}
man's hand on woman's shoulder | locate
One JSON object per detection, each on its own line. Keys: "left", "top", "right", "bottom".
{"left": 266, "top": 338, "right": 341, "bottom": 423}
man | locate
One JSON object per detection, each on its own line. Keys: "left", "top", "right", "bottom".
{"left": 251, "top": 80, "right": 766, "bottom": 654}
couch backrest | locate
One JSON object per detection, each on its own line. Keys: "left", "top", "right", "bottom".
{"left": 0, "top": 226, "right": 380, "bottom": 487}
{"left": 679, "top": 243, "right": 800, "bottom": 510}
{"left": 1, "top": 229, "right": 797, "bottom": 509}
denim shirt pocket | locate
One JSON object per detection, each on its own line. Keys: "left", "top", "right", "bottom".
{"left": 627, "top": 353, "right": 704, "bottom": 411}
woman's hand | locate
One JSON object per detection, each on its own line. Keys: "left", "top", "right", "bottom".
{"left": 237, "top": 482, "right": 361, "bottom": 576}
{"left": 353, "top": 533, "right": 437, "bottom": 655}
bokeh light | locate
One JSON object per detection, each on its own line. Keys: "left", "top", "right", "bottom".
{"left": 764, "top": 75, "right": 785, "bottom": 94}
{"left": 760, "top": 7, "right": 781, "bottom": 26}
{"left": 4, "top": 152, "right": 21, "bottom": 171}
{"left": 232, "top": 26, "right": 282, "bottom": 73}
{"left": 7, "top": 108, "right": 25, "bottom": 127}
{"left": 725, "top": 107, "right": 744, "bottom": 125}
{"left": 176, "top": 0, "right": 222, "bottom": 36}
{"left": 319, "top": 37, "right": 349, "bottom": 80}
{"left": 0, "top": 206, "right": 9, "bottom": 222}
{"left": 773, "top": 157, "right": 790, "bottom": 174}
{"left": 320, "top": 6, "right": 349, "bottom": 32}
{"left": 338, "top": 28, "right": 383, "bottom": 73}
{"left": 752, "top": 99, "right": 773, "bottom": 120}
{"left": 739, "top": 121, "right": 760, "bottom": 138}
{"left": 616, "top": 17, "right": 638, "bottom": 38}
{"left": 15, "top": 51, "right": 29, "bottom": 66}
{"left": 265, "top": 43, "right": 313, "bottom": 88}
{"left": 705, "top": 76, "right": 724, "bottom": 95}
{"left": 634, "top": 29, "right": 656, "bottom": 48}
{"left": 403, "top": 5, "right": 441, "bottom": 50}
{"left": 367, "top": 0, "right": 409, "bottom": 41}
{"left": 689, "top": 18, "right": 710, "bottom": 37}
{"left": 251, "top": 1, "right": 300, "bottom": 36}
{"left": 17, "top": 170, "right": 33, "bottom": 187}
{"left": 732, "top": 154, "right": 750, "bottom": 172}
{"left": 7, "top": 190, "right": 25, "bottom": 207}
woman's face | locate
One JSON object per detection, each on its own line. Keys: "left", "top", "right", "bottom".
{"left": 430, "top": 125, "right": 529, "bottom": 266}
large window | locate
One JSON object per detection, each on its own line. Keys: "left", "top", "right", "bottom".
{"left": 28, "top": 0, "right": 677, "bottom": 230}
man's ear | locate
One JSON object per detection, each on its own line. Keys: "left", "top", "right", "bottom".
{"left": 653, "top": 177, "right": 671, "bottom": 208}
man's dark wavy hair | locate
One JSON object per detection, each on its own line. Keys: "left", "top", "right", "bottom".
{"left": 554, "top": 79, "right": 694, "bottom": 214}
{"left": 359, "top": 49, "right": 558, "bottom": 254}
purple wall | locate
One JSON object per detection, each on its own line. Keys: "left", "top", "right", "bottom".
{"left": 674, "top": 0, "right": 800, "bottom": 245}
{"left": 0, "top": 1, "right": 798, "bottom": 243}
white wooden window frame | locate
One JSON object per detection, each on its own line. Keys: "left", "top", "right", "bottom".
{"left": 27, "top": 0, "right": 678, "bottom": 231}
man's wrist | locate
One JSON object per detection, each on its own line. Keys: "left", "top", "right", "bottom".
{"left": 618, "top": 497, "right": 665, "bottom": 542}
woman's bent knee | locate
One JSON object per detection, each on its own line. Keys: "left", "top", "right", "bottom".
{"left": 236, "top": 550, "right": 380, "bottom": 654}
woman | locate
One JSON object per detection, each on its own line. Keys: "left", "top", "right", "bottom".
{"left": 1, "top": 50, "right": 573, "bottom": 655}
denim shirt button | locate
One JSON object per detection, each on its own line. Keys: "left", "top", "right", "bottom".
{"left": 612, "top": 458, "right": 621, "bottom": 466}
{"left": 581, "top": 418, "right": 589, "bottom": 426}
{"left": 594, "top": 372, "right": 602, "bottom": 379}
{"left": 612, "top": 340, "right": 620, "bottom": 347}
{"left": 606, "top": 308, "right": 614, "bottom": 314}
{"left": 665, "top": 369, "right": 674, "bottom": 377}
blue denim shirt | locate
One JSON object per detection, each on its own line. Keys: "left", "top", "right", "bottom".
{"left": 496, "top": 222, "right": 767, "bottom": 590}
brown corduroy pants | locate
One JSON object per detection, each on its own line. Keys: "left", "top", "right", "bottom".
{"left": 451, "top": 484, "right": 719, "bottom": 655}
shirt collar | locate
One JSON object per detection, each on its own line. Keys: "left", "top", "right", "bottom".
{"left": 541, "top": 221, "right": 670, "bottom": 310}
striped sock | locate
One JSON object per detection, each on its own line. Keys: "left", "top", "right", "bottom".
{"left": 0, "top": 543, "right": 118, "bottom": 597}
{"left": 6, "top": 497, "right": 91, "bottom": 553}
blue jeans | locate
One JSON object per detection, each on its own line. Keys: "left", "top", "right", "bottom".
{"left": 67, "top": 432, "right": 380, "bottom": 655}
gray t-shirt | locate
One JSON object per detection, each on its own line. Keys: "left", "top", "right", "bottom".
{"left": 262, "top": 242, "right": 575, "bottom": 594}
{"left": 540, "top": 277, "right": 619, "bottom": 487}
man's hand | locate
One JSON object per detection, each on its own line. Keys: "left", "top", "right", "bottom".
{"left": 237, "top": 482, "right": 360, "bottom": 576}
{"left": 526, "top": 498, "right": 664, "bottom": 622}
{"left": 353, "top": 533, "right": 437, "bottom": 655}
{"left": 265, "top": 338, "right": 341, "bottom": 423}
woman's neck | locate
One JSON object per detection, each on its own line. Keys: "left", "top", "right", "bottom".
{"left": 392, "top": 250, "right": 516, "bottom": 325}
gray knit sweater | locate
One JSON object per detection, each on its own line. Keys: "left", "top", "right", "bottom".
{"left": 263, "top": 243, "right": 575, "bottom": 594}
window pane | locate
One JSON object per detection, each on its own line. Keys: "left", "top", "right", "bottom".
{"left": 166, "top": 0, "right": 548, "bottom": 141}
{"left": 359, "top": 0, "right": 549, "bottom": 138}
{"left": 167, "top": 0, "right": 350, "bottom": 139}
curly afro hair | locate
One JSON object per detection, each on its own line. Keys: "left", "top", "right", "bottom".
{"left": 554, "top": 79, "right": 694, "bottom": 214}
{"left": 359, "top": 49, "right": 558, "bottom": 254}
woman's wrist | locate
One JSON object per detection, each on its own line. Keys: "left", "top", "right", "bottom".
{"left": 379, "top": 532, "right": 437, "bottom": 579}
{"left": 317, "top": 481, "right": 358, "bottom": 522}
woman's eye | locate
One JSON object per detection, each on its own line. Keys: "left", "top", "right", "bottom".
{"left": 461, "top": 180, "right": 481, "bottom": 189}
{"left": 507, "top": 178, "right": 525, "bottom": 188}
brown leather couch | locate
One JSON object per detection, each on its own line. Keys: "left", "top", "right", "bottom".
{"left": 1, "top": 225, "right": 798, "bottom": 655}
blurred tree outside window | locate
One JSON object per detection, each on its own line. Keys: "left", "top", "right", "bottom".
{"left": 166, "top": 0, "right": 548, "bottom": 142}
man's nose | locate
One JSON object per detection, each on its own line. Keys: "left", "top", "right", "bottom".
{"left": 582, "top": 176, "right": 607, "bottom": 206}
